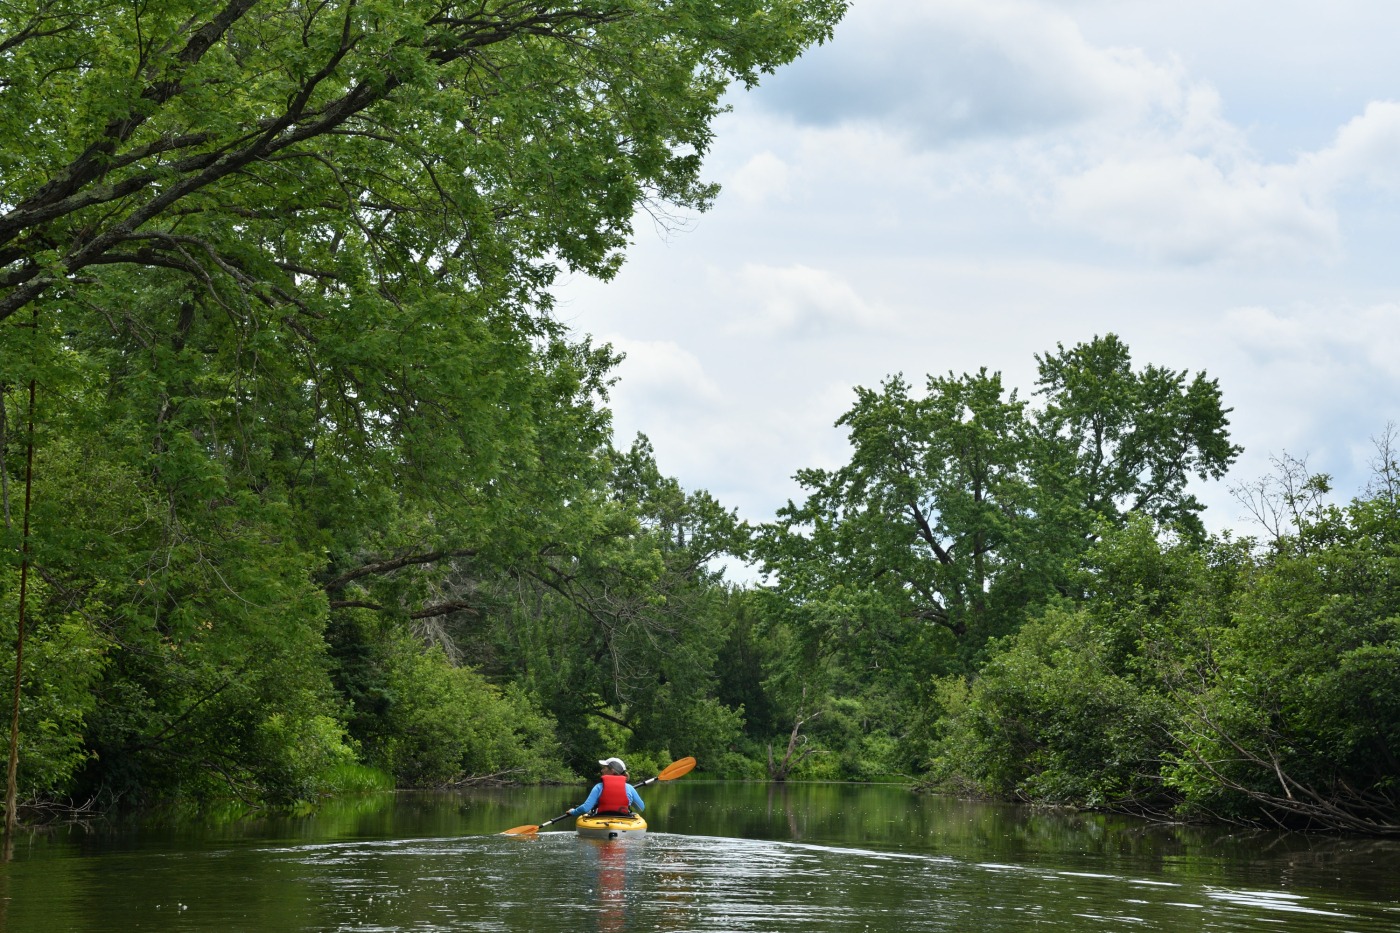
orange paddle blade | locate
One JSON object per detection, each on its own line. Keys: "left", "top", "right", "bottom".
{"left": 500, "top": 825, "right": 539, "bottom": 836}
{"left": 657, "top": 756, "right": 696, "bottom": 781}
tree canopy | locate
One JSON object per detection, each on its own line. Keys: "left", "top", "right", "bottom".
{"left": 756, "top": 335, "right": 1240, "bottom": 669}
{"left": 0, "top": 0, "right": 845, "bottom": 805}
{"left": 2, "top": 0, "right": 844, "bottom": 323}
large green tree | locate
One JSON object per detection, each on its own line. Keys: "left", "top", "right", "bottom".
{"left": 0, "top": 0, "right": 846, "bottom": 804}
{"left": 755, "top": 335, "right": 1239, "bottom": 700}
{"left": 478, "top": 435, "right": 749, "bottom": 774}
{"left": 767, "top": 337, "right": 1237, "bottom": 664}
{"left": 2, "top": 0, "right": 846, "bottom": 619}
{"left": 765, "top": 368, "right": 1033, "bottom": 646}
{"left": 1035, "top": 333, "right": 1241, "bottom": 541}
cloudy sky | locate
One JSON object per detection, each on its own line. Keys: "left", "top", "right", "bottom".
{"left": 553, "top": 0, "right": 1400, "bottom": 551}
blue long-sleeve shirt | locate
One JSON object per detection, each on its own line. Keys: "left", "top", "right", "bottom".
{"left": 568, "top": 781, "right": 645, "bottom": 816}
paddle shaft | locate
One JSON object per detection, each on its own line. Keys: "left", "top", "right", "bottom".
{"left": 534, "top": 811, "right": 574, "bottom": 832}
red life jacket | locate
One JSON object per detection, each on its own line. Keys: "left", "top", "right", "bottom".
{"left": 596, "top": 773, "right": 630, "bottom": 813}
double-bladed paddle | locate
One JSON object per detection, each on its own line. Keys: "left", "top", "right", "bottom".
{"left": 501, "top": 756, "right": 696, "bottom": 836}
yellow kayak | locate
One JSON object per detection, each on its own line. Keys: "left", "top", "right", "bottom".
{"left": 575, "top": 813, "right": 647, "bottom": 839}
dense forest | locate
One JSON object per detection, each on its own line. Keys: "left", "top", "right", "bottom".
{"left": 2, "top": 1, "right": 1396, "bottom": 835}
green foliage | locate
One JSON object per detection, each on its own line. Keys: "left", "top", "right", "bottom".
{"left": 640, "top": 691, "right": 744, "bottom": 767}
{"left": 319, "top": 762, "right": 396, "bottom": 795}
{"left": 710, "top": 750, "right": 769, "bottom": 780}
{"left": 2, "top": 0, "right": 848, "bottom": 325}
{"left": 1161, "top": 477, "right": 1400, "bottom": 831}
{"left": 751, "top": 336, "right": 1238, "bottom": 785}
{"left": 1, "top": 0, "right": 844, "bottom": 812}
{"left": 0, "top": 572, "right": 109, "bottom": 798}
{"left": 11, "top": 2, "right": 1386, "bottom": 832}
{"left": 347, "top": 628, "right": 569, "bottom": 786}
{"left": 1035, "top": 333, "right": 1241, "bottom": 541}
{"left": 250, "top": 714, "right": 359, "bottom": 804}
{"left": 476, "top": 435, "right": 748, "bottom": 775}
{"left": 802, "top": 694, "right": 911, "bottom": 781}
{"left": 761, "top": 368, "right": 1032, "bottom": 656}
{"left": 924, "top": 518, "right": 1241, "bottom": 812}
{"left": 927, "top": 600, "right": 1175, "bottom": 809}
{"left": 756, "top": 335, "right": 1239, "bottom": 676}
{"left": 930, "top": 455, "right": 1400, "bottom": 832}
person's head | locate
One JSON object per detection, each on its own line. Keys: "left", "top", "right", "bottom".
{"left": 598, "top": 756, "right": 627, "bottom": 776}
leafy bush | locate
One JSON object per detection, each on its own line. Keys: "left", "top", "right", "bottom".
{"left": 373, "top": 634, "right": 570, "bottom": 786}
{"left": 249, "top": 712, "right": 359, "bottom": 803}
{"left": 930, "top": 479, "right": 1400, "bottom": 833}
{"left": 321, "top": 762, "right": 395, "bottom": 794}
{"left": 927, "top": 603, "right": 1173, "bottom": 809}
{"left": 0, "top": 573, "right": 110, "bottom": 799}
{"left": 1162, "top": 490, "right": 1400, "bottom": 830}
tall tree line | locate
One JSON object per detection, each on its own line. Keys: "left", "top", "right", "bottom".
{"left": 0, "top": 0, "right": 844, "bottom": 805}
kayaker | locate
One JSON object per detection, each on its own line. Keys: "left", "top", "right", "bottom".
{"left": 568, "top": 757, "right": 646, "bottom": 817}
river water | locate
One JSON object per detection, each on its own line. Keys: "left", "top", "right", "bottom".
{"left": 2, "top": 782, "right": 1397, "bottom": 931}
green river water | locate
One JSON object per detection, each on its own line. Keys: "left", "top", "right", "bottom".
{"left": 1, "top": 782, "right": 1397, "bottom": 931}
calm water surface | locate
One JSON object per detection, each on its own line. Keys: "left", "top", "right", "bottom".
{"left": 2, "top": 782, "right": 1397, "bottom": 931}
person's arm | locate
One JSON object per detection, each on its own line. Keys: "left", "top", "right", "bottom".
{"left": 627, "top": 784, "right": 645, "bottom": 812}
{"left": 568, "top": 783, "right": 603, "bottom": 816}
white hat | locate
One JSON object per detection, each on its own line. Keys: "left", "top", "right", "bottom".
{"left": 598, "top": 757, "right": 627, "bottom": 773}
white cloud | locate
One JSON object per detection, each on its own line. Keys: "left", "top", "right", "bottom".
{"left": 1222, "top": 305, "right": 1310, "bottom": 356}
{"left": 727, "top": 151, "right": 792, "bottom": 205}
{"left": 1049, "top": 96, "right": 1400, "bottom": 264}
{"left": 606, "top": 337, "right": 722, "bottom": 406}
{"left": 597, "top": 334, "right": 860, "bottom": 520}
{"left": 1221, "top": 301, "right": 1400, "bottom": 381}
{"left": 722, "top": 263, "right": 888, "bottom": 337}
{"left": 1053, "top": 155, "right": 1338, "bottom": 265}
{"left": 1304, "top": 100, "right": 1400, "bottom": 195}
{"left": 737, "top": 1, "right": 1400, "bottom": 266}
{"left": 1209, "top": 302, "right": 1400, "bottom": 498}
{"left": 761, "top": 0, "right": 1186, "bottom": 144}
{"left": 1356, "top": 305, "right": 1400, "bottom": 378}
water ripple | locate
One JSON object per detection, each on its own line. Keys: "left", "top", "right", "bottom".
{"left": 6, "top": 830, "right": 1396, "bottom": 932}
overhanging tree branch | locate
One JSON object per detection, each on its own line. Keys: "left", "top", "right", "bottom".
{"left": 1, "top": 0, "right": 634, "bottom": 324}
{"left": 323, "top": 548, "right": 479, "bottom": 592}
